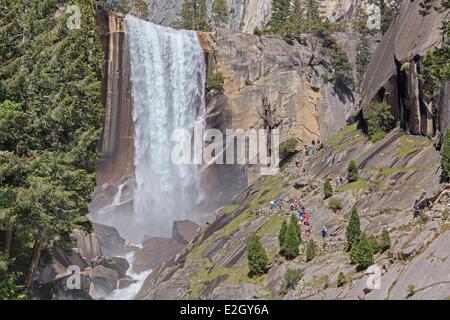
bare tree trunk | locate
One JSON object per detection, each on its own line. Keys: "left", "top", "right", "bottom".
{"left": 26, "top": 235, "right": 44, "bottom": 298}
{"left": 3, "top": 225, "right": 13, "bottom": 257}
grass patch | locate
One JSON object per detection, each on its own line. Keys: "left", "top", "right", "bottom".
{"left": 338, "top": 179, "right": 369, "bottom": 192}
{"left": 327, "top": 124, "right": 364, "bottom": 152}
{"left": 398, "top": 135, "right": 431, "bottom": 157}
{"left": 257, "top": 215, "right": 284, "bottom": 237}
{"left": 368, "top": 166, "right": 421, "bottom": 176}
{"left": 224, "top": 204, "right": 240, "bottom": 214}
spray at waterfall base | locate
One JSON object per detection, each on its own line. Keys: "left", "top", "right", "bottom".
{"left": 171, "top": 121, "right": 281, "bottom": 176}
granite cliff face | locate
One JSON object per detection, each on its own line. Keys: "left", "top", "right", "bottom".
{"left": 147, "top": 0, "right": 368, "bottom": 34}
{"left": 361, "top": 0, "right": 449, "bottom": 140}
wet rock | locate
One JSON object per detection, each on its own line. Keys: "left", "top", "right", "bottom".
{"left": 91, "top": 265, "right": 119, "bottom": 296}
{"left": 118, "top": 276, "right": 138, "bottom": 289}
{"left": 92, "top": 223, "right": 126, "bottom": 256}
{"left": 92, "top": 256, "right": 129, "bottom": 278}
{"left": 132, "top": 237, "right": 185, "bottom": 273}
{"left": 172, "top": 220, "right": 200, "bottom": 245}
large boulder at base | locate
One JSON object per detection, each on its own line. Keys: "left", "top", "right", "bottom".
{"left": 91, "top": 265, "right": 119, "bottom": 297}
{"left": 35, "top": 272, "right": 92, "bottom": 300}
{"left": 118, "top": 276, "right": 138, "bottom": 289}
{"left": 172, "top": 220, "right": 200, "bottom": 245}
{"left": 132, "top": 237, "right": 186, "bottom": 273}
{"left": 92, "top": 222, "right": 126, "bottom": 256}
{"left": 92, "top": 256, "right": 129, "bottom": 278}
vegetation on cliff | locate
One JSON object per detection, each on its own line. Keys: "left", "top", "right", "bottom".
{"left": 0, "top": 0, "right": 105, "bottom": 298}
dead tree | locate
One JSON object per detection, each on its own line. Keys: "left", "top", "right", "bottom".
{"left": 257, "top": 96, "right": 284, "bottom": 158}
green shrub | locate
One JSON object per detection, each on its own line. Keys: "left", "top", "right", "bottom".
{"left": 337, "top": 272, "right": 346, "bottom": 287}
{"left": 400, "top": 62, "right": 410, "bottom": 72}
{"left": 305, "top": 240, "right": 317, "bottom": 262}
{"left": 247, "top": 233, "right": 269, "bottom": 277}
{"left": 281, "top": 223, "right": 300, "bottom": 260}
{"left": 367, "top": 235, "right": 381, "bottom": 254}
{"left": 347, "top": 160, "right": 359, "bottom": 183}
{"left": 328, "top": 198, "right": 343, "bottom": 212}
{"left": 380, "top": 228, "right": 391, "bottom": 252}
{"left": 280, "top": 138, "right": 298, "bottom": 162}
{"left": 283, "top": 268, "right": 303, "bottom": 293}
{"left": 206, "top": 71, "right": 225, "bottom": 92}
{"left": 441, "top": 129, "right": 450, "bottom": 182}
{"left": 346, "top": 207, "right": 361, "bottom": 249}
{"left": 364, "top": 101, "right": 396, "bottom": 143}
{"left": 323, "top": 179, "right": 333, "bottom": 199}
{"left": 350, "top": 234, "right": 374, "bottom": 271}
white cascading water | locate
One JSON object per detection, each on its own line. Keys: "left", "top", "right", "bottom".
{"left": 125, "top": 15, "right": 206, "bottom": 240}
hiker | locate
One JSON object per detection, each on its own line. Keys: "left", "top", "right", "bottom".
{"left": 335, "top": 176, "right": 340, "bottom": 187}
{"left": 304, "top": 145, "right": 310, "bottom": 157}
{"left": 270, "top": 200, "right": 276, "bottom": 210}
{"left": 278, "top": 199, "right": 283, "bottom": 210}
{"left": 312, "top": 144, "right": 316, "bottom": 157}
{"left": 303, "top": 212, "right": 309, "bottom": 225}
{"left": 321, "top": 226, "right": 328, "bottom": 238}
{"left": 304, "top": 223, "right": 311, "bottom": 236}
{"left": 290, "top": 201, "right": 296, "bottom": 211}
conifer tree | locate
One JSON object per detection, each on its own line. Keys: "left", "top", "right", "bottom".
{"left": 380, "top": 228, "right": 391, "bottom": 252}
{"left": 350, "top": 234, "right": 374, "bottom": 270}
{"left": 281, "top": 223, "right": 300, "bottom": 260}
{"left": 270, "top": 0, "right": 292, "bottom": 32}
{"left": 323, "top": 178, "right": 333, "bottom": 199}
{"left": 247, "top": 233, "right": 269, "bottom": 277}
{"left": 279, "top": 219, "right": 288, "bottom": 249}
{"left": 346, "top": 207, "right": 361, "bottom": 249}
{"left": 212, "top": 0, "right": 230, "bottom": 27}
{"left": 290, "top": 214, "right": 302, "bottom": 242}
{"left": 305, "top": 239, "right": 316, "bottom": 262}
{"left": 178, "top": 0, "right": 209, "bottom": 31}
{"left": 347, "top": 160, "right": 359, "bottom": 182}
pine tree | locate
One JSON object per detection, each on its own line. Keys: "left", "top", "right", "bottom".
{"left": 247, "top": 233, "right": 269, "bottom": 277}
{"left": 346, "top": 207, "right": 361, "bottom": 249}
{"left": 323, "top": 178, "right": 333, "bottom": 199}
{"left": 279, "top": 219, "right": 288, "bottom": 249}
{"left": 305, "top": 239, "right": 316, "bottom": 262}
{"left": 350, "top": 234, "right": 374, "bottom": 271}
{"left": 380, "top": 228, "right": 391, "bottom": 252}
{"left": 290, "top": 214, "right": 302, "bottom": 242}
{"left": 441, "top": 129, "right": 450, "bottom": 182}
{"left": 347, "top": 160, "right": 359, "bottom": 182}
{"left": 178, "top": 0, "right": 209, "bottom": 31}
{"left": 270, "top": 0, "right": 292, "bottom": 32}
{"left": 212, "top": 0, "right": 230, "bottom": 27}
{"left": 281, "top": 223, "right": 300, "bottom": 260}
{"left": 304, "top": 0, "right": 322, "bottom": 33}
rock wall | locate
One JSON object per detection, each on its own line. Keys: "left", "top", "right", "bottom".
{"left": 360, "top": 0, "right": 447, "bottom": 137}
{"left": 94, "top": 13, "right": 134, "bottom": 210}
{"left": 207, "top": 28, "right": 360, "bottom": 148}
{"left": 147, "top": 0, "right": 366, "bottom": 34}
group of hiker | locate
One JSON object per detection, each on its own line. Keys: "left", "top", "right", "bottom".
{"left": 270, "top": 197, "right": 328, "bottom": 239}
{"left": 294, "top": 139, "right": 324, "bottom": 172}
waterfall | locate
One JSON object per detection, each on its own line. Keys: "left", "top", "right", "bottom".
{"left": 125, "top": 15, "right": 206, "bottom": 240}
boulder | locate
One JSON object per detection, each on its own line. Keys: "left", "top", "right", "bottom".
{"left": 172, "top": 220, "right": 199, "bottom": 245}
{"left": 92, "top": 222, "right": 126, "bottom": 256}
{"left": 267, "top": 264, "right": 289, "bottom": 297}
{"left": 118, "top": 276, "right": 138, "bottom": 289}
{"left": 91, "top": 265, "right": 119, "bottom": 297}
{"left": 73, "top": 229, "right": 103, "bottom": 264}
{"left": 132, "top": 237, "right": 186, "bottom": 273}
{"left": 211, "top": 284, "right": 268, "bottom": 300}
{"left": 92, "top": 256, "right": 129, "bottom": 278}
